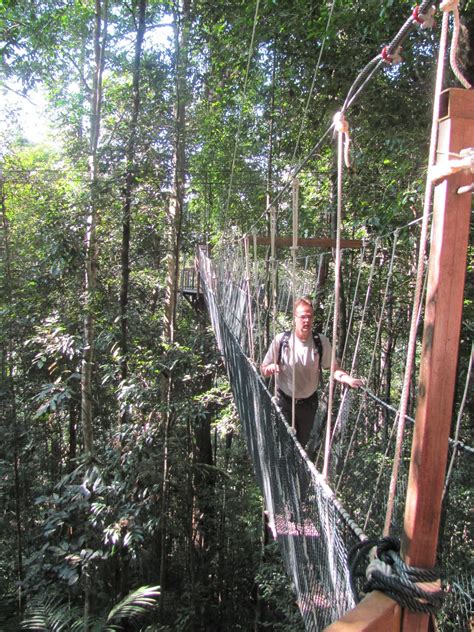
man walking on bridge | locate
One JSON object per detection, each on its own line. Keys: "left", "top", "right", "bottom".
{"left": 260, "top": 297, "right": 363, "bottom": 450}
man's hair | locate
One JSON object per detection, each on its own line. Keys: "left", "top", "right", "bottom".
{"left": 293, "top": 297, "right": 314, "bottom": 314}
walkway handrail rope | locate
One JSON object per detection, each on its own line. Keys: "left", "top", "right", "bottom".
{"left": 362, "top": 413, "right": 401, "bottom": 533}
{"left": 350, "top": 384, "right": 474, "bottom": 457}
{"left": 383, "top": 6, "right": 449, "bottom": 536}
{"left": 340, "top": 243, "right": 367, "bottom": 366}
{"left": 270, "top": 203, "right": 278, "bottom": 397}
{"left": 334, "top": 235, "right": 399, "bottom": 492}
{"left": 222, "top": 1, "right": 443, "bottom": 245}
{"left": 252, "top": 233, "right": 263, "bottom": 363}
{"left": 342, "top": 0, "right": 437, "bottom": 113}
{"left": 334, "top": 241, "right": 386, "bottom": 492}
{"left": 338, "top": 232, "right": 400, "bottom": 481}
{"left": 290, "top": 177, "right": 299, "bottom": 430}
{"left": 243, "top": 236, "right": 255, "bottom": 360}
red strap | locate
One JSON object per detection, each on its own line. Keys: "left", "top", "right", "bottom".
{"left": 412, "top": 5, "right": 424, "bottom": 24}
{"left": 381, "top": 46, "right": 392, "bottom": 63}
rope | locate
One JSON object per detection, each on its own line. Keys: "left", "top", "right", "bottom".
{"left": 349, "top": 536, "right": 445, "bottom": 614}
{"left": 243, "top": 237, "right": 255, "bottom": 360}
{"left": 322, "top": 122, "right": 344, "bottom": 478}
{"left": 290, "top": 178, "right": 299, "bottom": 430}
{"left": 383, "top": 5, "right": 449, "bottom": 537}
{"left": 334, "top": 242, "right": 382, "bottom": 493}
{"left": 441, "top": 0, "right": 473, "bottom": 89}
{"left": 222, "top": 0, "right": 442, "bottom": 245}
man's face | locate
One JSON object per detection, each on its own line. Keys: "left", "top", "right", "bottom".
{"left": 294, "top": 304, "right": 314, "bottom": 340}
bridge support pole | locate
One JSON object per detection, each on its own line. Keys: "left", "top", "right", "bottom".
{"left": 401, "top": 88, "right": 474, "bottom": 631}
{"left": 324, "top": 87, "right": 473, "bottom": 632}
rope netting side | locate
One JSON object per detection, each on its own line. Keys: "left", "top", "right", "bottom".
{"left": 199, "top": 248, "right": 366, "bottom": 631}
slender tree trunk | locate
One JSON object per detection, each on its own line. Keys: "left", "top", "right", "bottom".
{"left": 68, "top": 397, "right": 78, "bottom": 471}
{"left": 264, "top": 41, "right": 276, "bottom": 349}
{"left": 163, "top": 0, "right": 189, "bottom": 341}
{"left": 0, "top": 178, "right": 24, "bottom": 615}
{"left": 81, "top": 0, "right": 108, "bottom": 459}
{"left": 159, "top": 2, "right": 190, "bottom": 619}
{"left": 119, "top": 0, "right": 147, "bottom": 424}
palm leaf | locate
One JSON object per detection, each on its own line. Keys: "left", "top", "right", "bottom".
{"left": 21, "top": 593, "right": 82, "bottom": 631}
{"left": 105, "top": 585, "right": 161, "bottom": 631}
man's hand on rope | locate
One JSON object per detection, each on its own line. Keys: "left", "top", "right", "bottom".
{"left": 261, "top": 362, "right": 280, "bottom": 378}
{"left": 334, "top": 368, "right": 364, "bottom": 389}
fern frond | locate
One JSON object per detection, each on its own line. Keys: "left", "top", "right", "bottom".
{"left": 105, "top": 585, "right": 161, "bottom": 631}
{"left": 21, "top": 593, "right": 82, "bottom": 631}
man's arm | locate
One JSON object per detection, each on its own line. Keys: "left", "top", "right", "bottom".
{"left": 333, "top": 363, "right": 364, "bottom": 388}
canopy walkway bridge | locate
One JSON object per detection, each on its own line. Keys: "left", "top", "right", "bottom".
{"left": 193, "top": 85, "right": 473, "bottom": 631}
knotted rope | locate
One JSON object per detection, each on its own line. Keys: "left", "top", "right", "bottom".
{"left": 349, "top": 536, "right": 445, "bottom": 614}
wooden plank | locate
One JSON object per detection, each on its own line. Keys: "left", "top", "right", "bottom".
{"left": 401, "top": 88, "right": 474, "bottom": 631}
{"left": 323, "top": 592, "right": 401, "bottom": 632}
{"left": 248, "top": 236, "right": 363, "bottom": 248}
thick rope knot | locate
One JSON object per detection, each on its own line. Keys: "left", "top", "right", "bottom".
{"left": 333, "top": 112, "right": 351, "bottom": 168}
{"left": 412, "top": 5, "right": 436, "bottom": 29}
{"left": 366, "top": 556, "right": 392, "bottom": 581}
{"left": 348, "top": 536, "right": 445, "bottom": 615}
{"left": 333, "top": 112, "right": 349, "bottom": 134}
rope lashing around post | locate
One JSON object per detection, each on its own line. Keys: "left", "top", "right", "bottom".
{"left": 430, "top": 147, "right": 474, "bottom": 185}
{"left": 348, "top": 536, "right": 445, "bottom": 614}
{"left": 333, "top": 111, "right": 351, "bottom": 168}
{"left": 412, "top": 4, "right": 436, "bottom": 29}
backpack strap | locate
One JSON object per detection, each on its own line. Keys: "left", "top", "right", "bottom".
{"left": 312, "top": 332, "right": 323, "bottom": 363}
{"left": 277, "top": 330, "right": 323, "bottom": 365}
{"left": 277, "top": 330, "right": 291, "bottom": 365}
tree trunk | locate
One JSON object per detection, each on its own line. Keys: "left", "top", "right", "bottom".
{"left": 163, "top": 0, "right": 189, "bottom": 342}
{"left": 0, "top": 178, "right": 24, "bottom": 615}
{"left": 119, "top": 0, "right": 147, "bottom": 424}
{"left": 81, "top": 0, "right": 108, "bottom": 459}
{"left": 160, "top": 4, "right": 190, "bottom": 619}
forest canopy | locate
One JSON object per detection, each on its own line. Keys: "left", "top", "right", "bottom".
{"left": 0, "top": 1, "right": 472, "bottom": 630}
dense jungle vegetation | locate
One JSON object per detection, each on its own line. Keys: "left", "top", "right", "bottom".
{"left": 0, "top": 0, "right": 472, "bottom": 630}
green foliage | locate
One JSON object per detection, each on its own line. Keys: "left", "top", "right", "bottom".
{"left": 20, "top": 584, "right": 160, "bottom": 631}
{"left": 0, "top": 1, "right": 471, "bottom": 630}
{"left": 105, "top": 585, "right": 161, "bottom": 631}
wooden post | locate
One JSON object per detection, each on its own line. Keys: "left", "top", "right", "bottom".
{"left": 401, "top": 88, "right": 474, "bottom": 631}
